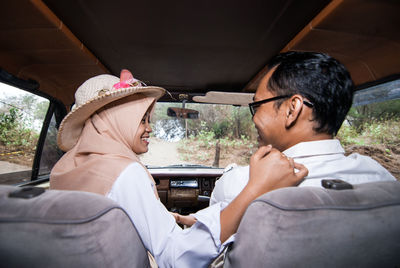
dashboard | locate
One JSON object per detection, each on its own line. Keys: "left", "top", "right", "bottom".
{"left": 150, "top": 167, "right": 224, "bottom": 214}
{"left": 22, "top": 167, "right": 225, "bottom": 215}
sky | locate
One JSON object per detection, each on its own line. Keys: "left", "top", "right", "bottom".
{"left": 0, "top": 82, "right": 28, "bottom": 98}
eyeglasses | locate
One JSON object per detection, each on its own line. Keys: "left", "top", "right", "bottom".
{"left": 249, "top": 95, "right": 314, "bottom": 116}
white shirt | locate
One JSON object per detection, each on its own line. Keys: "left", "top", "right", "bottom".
{"left": 107, "top": 162, "right": 229, "bottom": 268}
{"left": 210, "top": 139, "right": 396, "bottom": 205}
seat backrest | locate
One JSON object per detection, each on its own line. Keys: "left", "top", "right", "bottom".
{"left": 0, "top": 185, "right": 150, "bottom": 268}
{"left": 224, "top": 181, "right": 400, "bottom": 268}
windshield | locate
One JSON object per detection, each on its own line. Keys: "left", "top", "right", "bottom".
{"left": 139, "top": 102, "right": 257, "bottom": 168}
{"left": 140, "top": 95, "right": 399, "bottom": 179}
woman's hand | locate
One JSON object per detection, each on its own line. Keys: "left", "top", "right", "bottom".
{"left": 247, "top": 144, "right": 308, "bottom": 197}
{"left": 219, "top": 145, "right": 308, "bottom": 242}
{"left": 170, "top": 212, "right": 197, "bottom": 227}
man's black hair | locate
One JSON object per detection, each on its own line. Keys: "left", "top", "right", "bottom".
{"left": 267, "top": 51, "right": 354, "bottom": 135}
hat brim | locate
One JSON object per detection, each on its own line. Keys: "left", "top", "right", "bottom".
{"left": 57, "top": 86, "right": 165, "bottom": 151}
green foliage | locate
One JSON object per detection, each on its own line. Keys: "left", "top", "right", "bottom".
{"left": 0, "top": 108, "right": 38, "bottom": 149}
{"left": 347, "top": 99, "right": 400, "bottom": 132}
{"left": 212, "top": 120, "right": 230, "bottom": 139}
{"left": 34, "top": 100, "right": 50, "bottom": 121}
{"left": 0, "top": 107, "right": 19, "bottom": 131}
{"left": 197, "top": 128, "right": 216, "bottom": 148}
{"left": 231, "top": 106, "right": 255, "bottom": 138}
{"left": 0, "top": 90, "right": 49, "bottom": 151}
{"left": 339, "top": 99, "right": 400, "bottom": 146}
{"left": 337, "top": 119, "right": 400, "bottom": 146}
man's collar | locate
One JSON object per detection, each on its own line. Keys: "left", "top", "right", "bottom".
{"left": 283, "top": 139, "right": 345, "bottom": 158}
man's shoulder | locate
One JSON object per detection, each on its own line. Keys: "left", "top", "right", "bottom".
{"left": 346, "top": 152, "right": 384, "bottom": 166}
{"left": 215, "top": 164, "right": 249, "bottom": 188}
{"left": 221, "top": 164, "right": 249, "bottom": 179}
{"left": 346, "top": 153, "right": 395, "bottom": 176}
{"left": 211, "top": 164, "right": 250, "bottom": 205}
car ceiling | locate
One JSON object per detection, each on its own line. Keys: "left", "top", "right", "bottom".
{"left": 1, "top": 0, "right": 400, "bottom": 107}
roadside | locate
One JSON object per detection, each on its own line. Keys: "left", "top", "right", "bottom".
{"left": 140, "top": 137, "right": 188, "bottom": 166}
{"left": 1, "top": 139, "right": 398, "bottom": 180}
{"left": 177, "top": 139, "right": 400, "bottom": 180}
{"left": 0, "top": 161, "right": 30, "bottom": 173}
{"left": 0, "top": 144, "right": 33, "bottom": 174}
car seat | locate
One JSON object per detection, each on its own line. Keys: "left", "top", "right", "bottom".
{"left": 224, "top": 181, "right": 400, "bottom": 267}
{"left": 0, "top": 185, "right": 150, "bottom": 268}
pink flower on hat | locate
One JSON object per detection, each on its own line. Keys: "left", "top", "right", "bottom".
{"left": 112, "top": 69, "right": 143, "bottom": 90}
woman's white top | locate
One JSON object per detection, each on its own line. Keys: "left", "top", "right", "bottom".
{"left": 107, "top": 162, "right": 229, "bottom": 268}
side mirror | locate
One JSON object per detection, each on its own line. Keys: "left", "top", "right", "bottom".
{"left": 167, "top": 107, "right": 199, "bottom": 119}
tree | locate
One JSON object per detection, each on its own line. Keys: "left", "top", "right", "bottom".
{"left": 347, "top": 99, "right": 400, "bottom": 132}
{"left": 0, "top": 90, "right": 49, "bottom": 149}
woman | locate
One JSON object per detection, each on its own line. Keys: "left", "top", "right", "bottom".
{"left": 50, "top": 69, "right": 307, "bottom": 267}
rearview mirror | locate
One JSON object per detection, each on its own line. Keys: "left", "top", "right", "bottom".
{"left": 167, "top": 107, "right": 199, "bottom": 119}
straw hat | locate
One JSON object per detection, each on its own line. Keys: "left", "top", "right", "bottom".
{"left": 57, "top": 70, "right": 165, "bottom": 151}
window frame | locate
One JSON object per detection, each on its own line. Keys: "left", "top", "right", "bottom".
{"left": 0, "top": 69, "right": 66, "bottom": 185}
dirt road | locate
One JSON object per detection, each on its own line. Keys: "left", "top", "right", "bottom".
{"left": 139, "top": 138, "right": 187, "bottom": 166}
{"left": 0, "top": 161, "right": 30, "bottom": 174}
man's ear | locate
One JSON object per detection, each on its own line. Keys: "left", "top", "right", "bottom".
{"left": 285, "top": 95, "right": 303, "bottom": 128}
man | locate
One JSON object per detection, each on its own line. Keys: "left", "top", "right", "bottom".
{"left": 210, "top": 51, "right": 396, "bottom": 205}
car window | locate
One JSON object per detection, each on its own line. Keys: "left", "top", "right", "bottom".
{"left": 37, "top": 113, "right": 64, "bottom": 177}
{"left": 337, "top": 82, "right": 400, "bottom": 180}
{"left": 0, "top": 82, "right": 50, "bottom": 184}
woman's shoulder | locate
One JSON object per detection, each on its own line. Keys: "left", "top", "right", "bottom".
{"left": 115, "top": 162, "right": 150, "bottom": 185}
{"left": 108, "top": 162, "right": 152, "bottom": 196}
{"left": 123, "top": 162, "right": 147, "bottom": 173}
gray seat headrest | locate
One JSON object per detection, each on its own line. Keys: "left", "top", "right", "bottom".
{"left": 225, "top": 181, "right": 400, "bottom": 268}
{"left": 0, "top": 185, "right": 150, "bottom": 268}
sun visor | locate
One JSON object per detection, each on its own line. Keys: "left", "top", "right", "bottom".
{"left": 192, "top": 91, "right": 254, "bottom": 106}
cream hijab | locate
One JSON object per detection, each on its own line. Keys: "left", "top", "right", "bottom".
{"left": 50, "top": 93, "right": 159, "bottom": 197}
